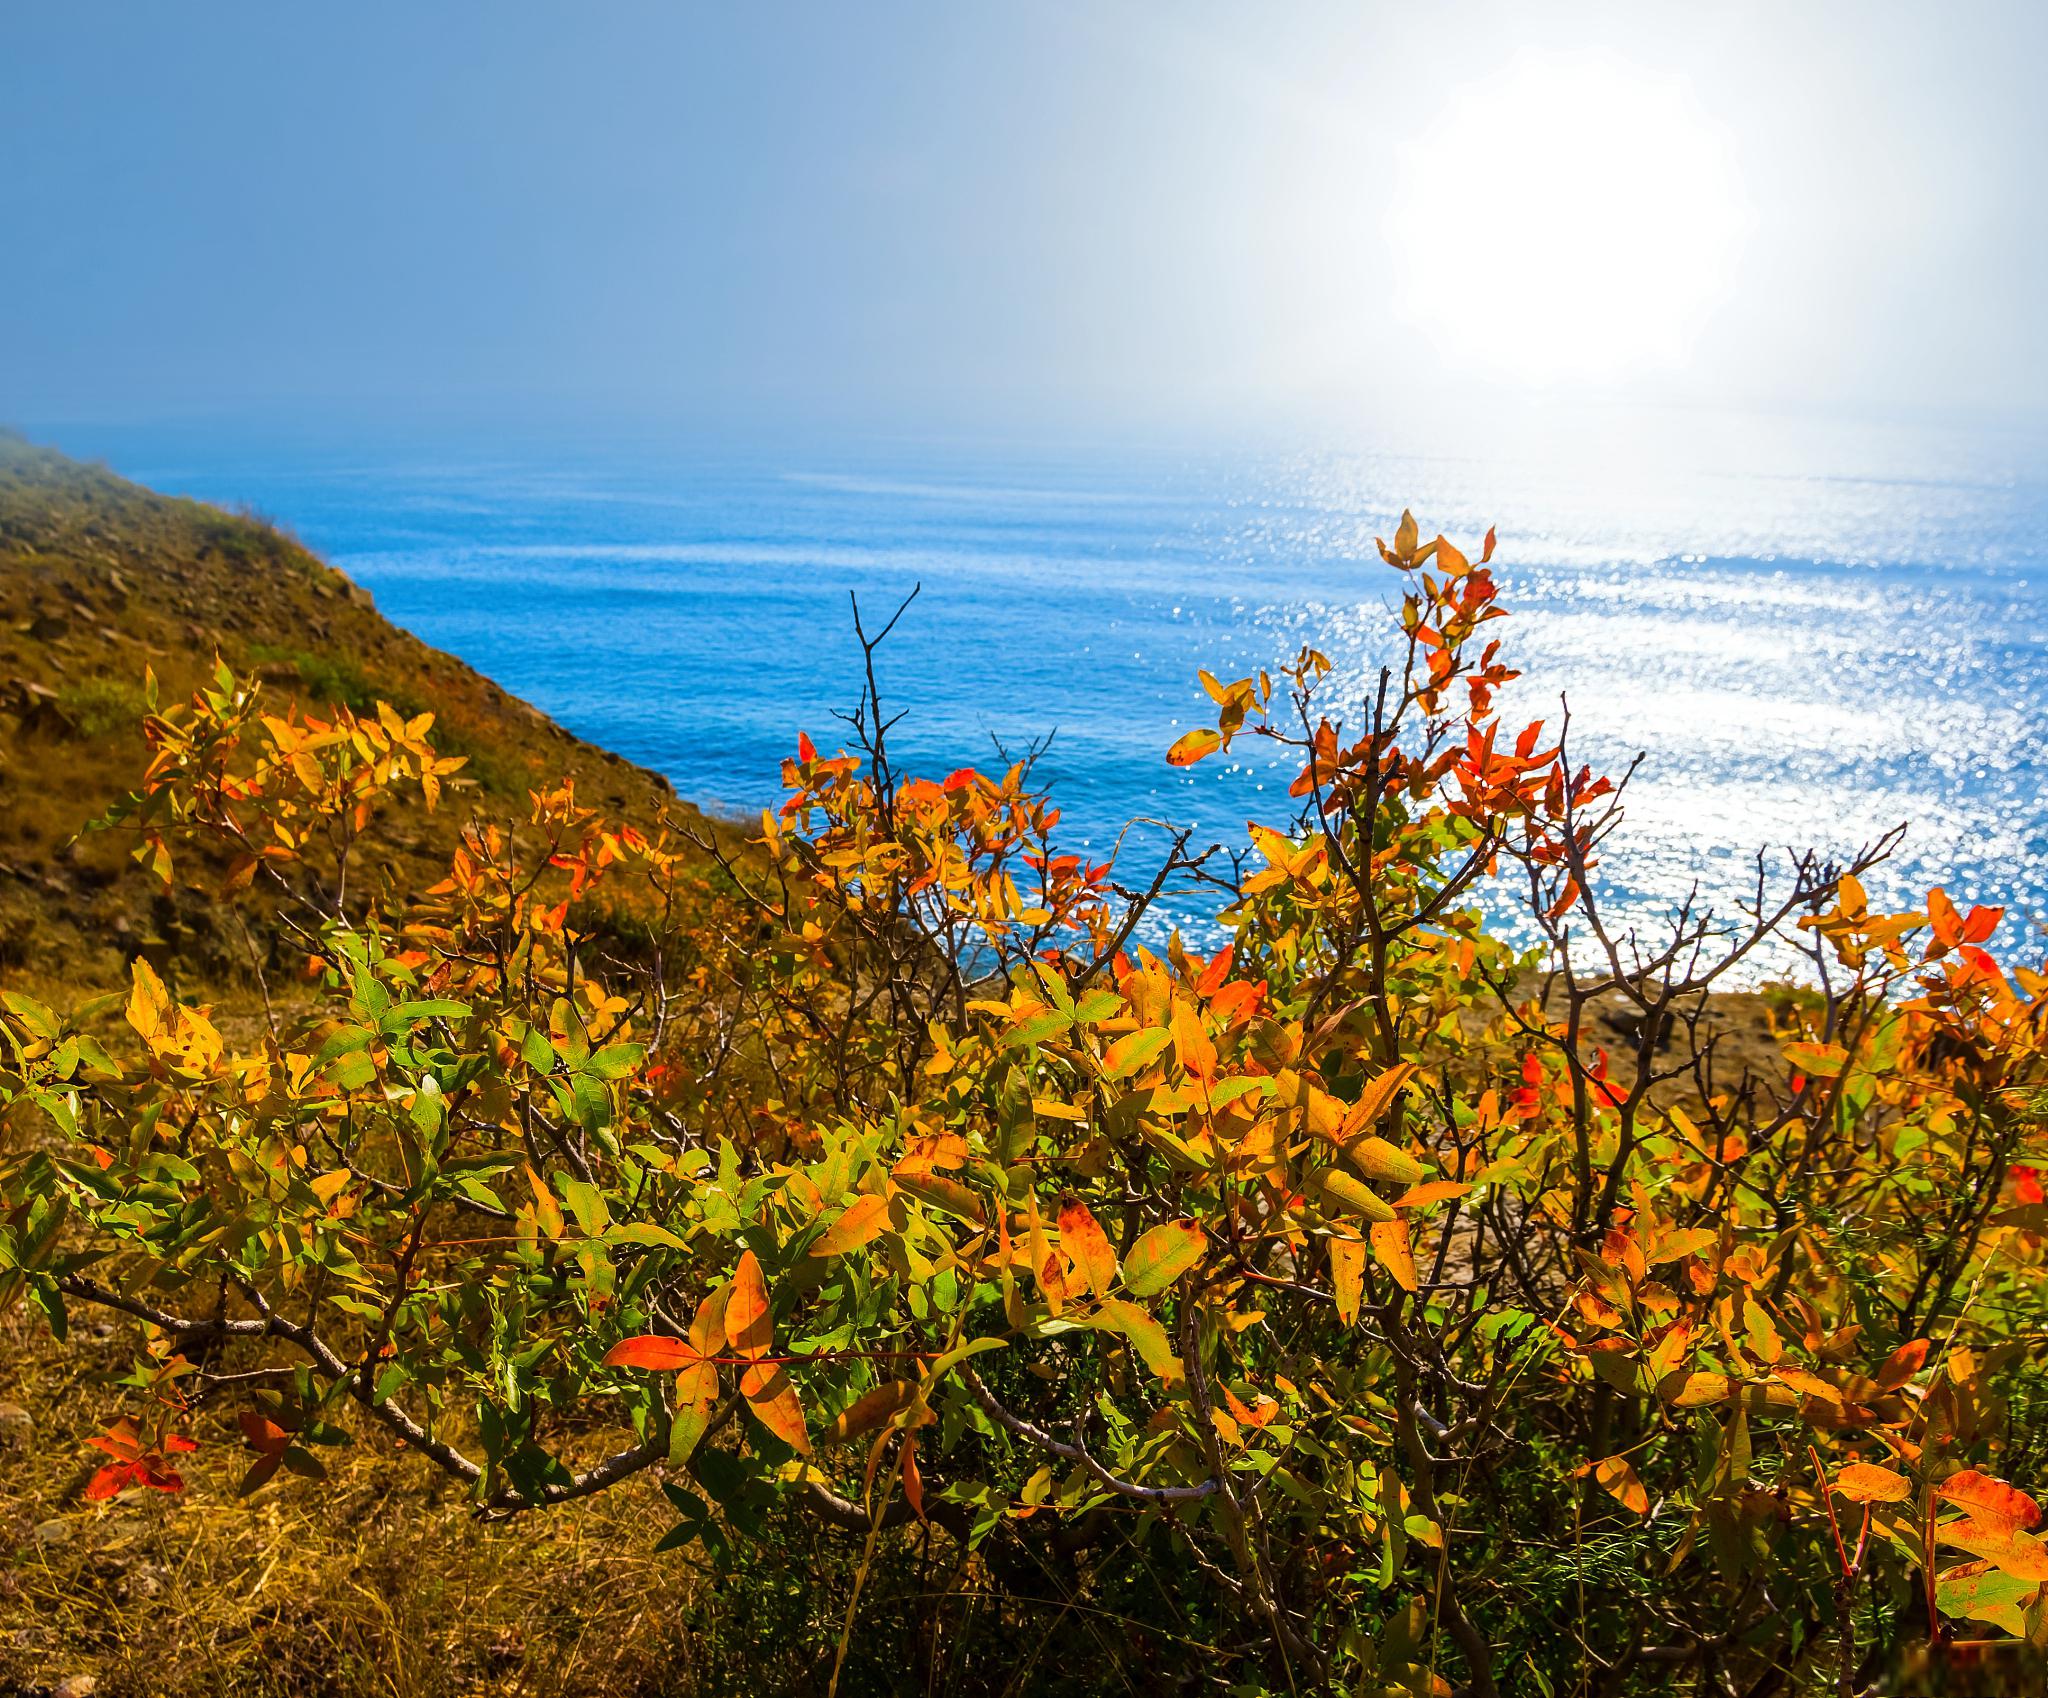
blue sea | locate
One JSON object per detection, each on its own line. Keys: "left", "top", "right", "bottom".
{"left": 65, "top": 406, "right": 2048, "bottom": 972}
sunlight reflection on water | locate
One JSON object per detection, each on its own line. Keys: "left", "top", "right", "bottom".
{"left": 96, "top": 408, "right": 2048, "bottom": 981}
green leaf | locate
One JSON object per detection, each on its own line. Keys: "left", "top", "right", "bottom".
{"left": 1091, "top": 1298, "right": 1179, "bottom": 1380}
{"left": 1121, "top": 1220, "right": 1206, "bottom": 1297}
{"left": 585, "top": 1043, "right": 646, "bottom": 1080}
{"left": 606, "top": 1222, "right": 689, "bottom": 1250}
{"left": 1010, "top": 1011, "right": 1073, "bottom": 1047}
{"left": 557, "top": 1175, "right": 611, "bottom": 1237}
{"left": 1102, "top": 1028, "right": 1171, "bottom": 1078}
{"left": 519, "top": 1025, "right": 555, "bottom": 1074}
{"left": 330, "top": 1051, "right": 377, "bottom": 1092}
{"left": 927, "top": 1336, "right": 1008, "bottom": 1382}
{"left": 390, "top": 999, "right": 471, "bottom": 1025}
{"left": 1937, "top": 1565, "right": 2039, "bottom": 1624}
{"left": 313, "top": 1024, "right": 374, "bottom": 1068}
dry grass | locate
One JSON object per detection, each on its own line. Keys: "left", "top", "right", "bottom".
{"left": 0, "top": 1310, "right": 734, "bottom": 1698}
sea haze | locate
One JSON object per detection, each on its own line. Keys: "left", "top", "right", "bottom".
{"left": 76, "top": 409, "right": 2048, "bottom": 972}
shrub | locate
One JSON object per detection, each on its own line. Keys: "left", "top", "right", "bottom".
{"left": 3, "top": 516, "right": 2044, "bottom": 1695}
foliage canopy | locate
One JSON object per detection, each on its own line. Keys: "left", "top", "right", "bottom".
{"left": 4, "top": 513, "right": 2045, "bottom": 1695}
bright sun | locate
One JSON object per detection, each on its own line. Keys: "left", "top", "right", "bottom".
{"left": 1388, "top": 50, "right": 1749, "bottom": 386}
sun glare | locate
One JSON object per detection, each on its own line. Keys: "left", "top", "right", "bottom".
{"left": 1388, "top": 50, "right": 1749, "bottom": 386}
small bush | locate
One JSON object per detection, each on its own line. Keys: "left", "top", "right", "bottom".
{"left": 56, "top": 676, "right": 150, "bottom": 739}
{"left": 4, "top": 512, "right": 2044, "bottom": 1695}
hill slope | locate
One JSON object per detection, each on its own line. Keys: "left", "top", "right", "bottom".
{"left": 0, "top": 431, "right": 690, "bottom": 1003}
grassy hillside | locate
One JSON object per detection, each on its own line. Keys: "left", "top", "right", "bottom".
{"left": 0, "top": 437, "right": 787, "bottom": 1698}
{"left": 0, "top": 429, "right": 687, "bottom": 1010}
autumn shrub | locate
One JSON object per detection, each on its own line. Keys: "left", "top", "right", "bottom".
{"left": 3, "top": 514, "right": 2045, "bottom": 1697}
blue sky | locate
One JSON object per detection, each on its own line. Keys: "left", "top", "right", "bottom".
{"left": 7, "top": 2, "right": 2047, "bottom": 437}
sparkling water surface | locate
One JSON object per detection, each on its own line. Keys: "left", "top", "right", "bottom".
{"left": 77, "top": 409, "right": 2048, "bottom": 969}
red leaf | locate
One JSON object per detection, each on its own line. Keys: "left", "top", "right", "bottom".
{"left": 1195, "top": 945, "right": 1233, "bottom": 999}
{"left": 1963, "top": 904, "right": 2003, "bottom": 943}
{"left": 604, "top": 1335, "right": 701, "bottom": 1371}
{"left": 85, "top": 1463, "right": 135, "bottom": 1501}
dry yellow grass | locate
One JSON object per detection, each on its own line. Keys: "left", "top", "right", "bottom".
{"left": 0, "top": 1309, "right": 738, "bottom": 1698}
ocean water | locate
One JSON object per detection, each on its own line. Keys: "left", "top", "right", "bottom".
{"left": 75, "top": 407, "right": 2048, "bottom": 971}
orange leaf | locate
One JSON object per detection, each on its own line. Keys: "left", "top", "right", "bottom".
{"left": 1059, "top": 1199, "right": 1118, "bottom": 1297}
{"left": 902, "top": 1434, "right": 926, "bottom": 1522}
{"left": 604, "top": 1334, "right": 700, "bottom": 1370}
{"left": 1170, "top": 1001, "right": 1217, "bottom": 1085}
{"left": 824, "top": 1380, "right": 920, "bottom": 1448}
{"left": 1773, "top": 1365, "right": 1840, "bottom": 1405}
{"left": 1593, "top": 1455, "right": 1649, "bottom": 1515}
{"left": 238, "top": 1412, "right": 291, "bottom": 1455}
{"left": 1369, "top": 1217, "right": 1418, "bottom": 1293}
{"left": 1337, "top": 1062, "right": 1415, "bottom": 1140}
{"left": 1195, "top": 946, "right": 1234, "bottom": 998}
{"left": 1835, "top": 1462, "right": 1912, "bottom": 1505}
{"left": 725, "top": 1251, "right": 773, "bottom": 1361}
{"left": 1937, "top": 1471, "right": 2042, "bottom": 1533}
{"left": 1393, "top": 1180, "right": 1469, "bottom": 1210}
{"left": 1936, "top": 1519, "right": 2048, "bottom": 1581}
{"left": 1875, "top": 1338, "right": 1930, "bottom": 1391}
{"left": 1659, "top": 1371, "right": 1732, "bottom": 1409}
{"left": 892, "top": 1166, "right": 988, "bottom": 1225}
{"left": 1166, "top": 727, "right": 1222, "bottom": 767}
{"left": 812, "top": 1194, "right": 890, "bottom": 1257}
{"left": 740, "top": 1360, "right": 811, "bottom": 1456}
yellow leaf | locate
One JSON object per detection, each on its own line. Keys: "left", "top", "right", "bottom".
{"left": 1342, "top": 1135, "right": 1425, "bottom": 1187}
{"left": 1165, "top": 727, "right": 1222, "bottom": 767}
{"left": 1393, "top": 509, "right": 1419, "bottom": 558}
{"left": 1121, "top": 1219, "right": 1206, "bottom": 1297}
{"left": 1659, "top": 1370, "right": 1732, "bottom": 1409}
{"left": 1370, "top": 1217, "right": 1418, "bottom": 1293}
{"left": 1330, "top": 1236, "right": 1366, "bottom": 1326}
{"left": 125, "top": 957, "right": 169, "bottom": 1041}
{"left": 1307, "top": 1166, "right": 1395, "bottom": 1224}
{"left": 668, "top": 1356, "right": 719, "bottom": 1466}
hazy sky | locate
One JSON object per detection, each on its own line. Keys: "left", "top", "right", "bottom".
{"left": 7, "top": 2, "right": 2046, "bottom": 437}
